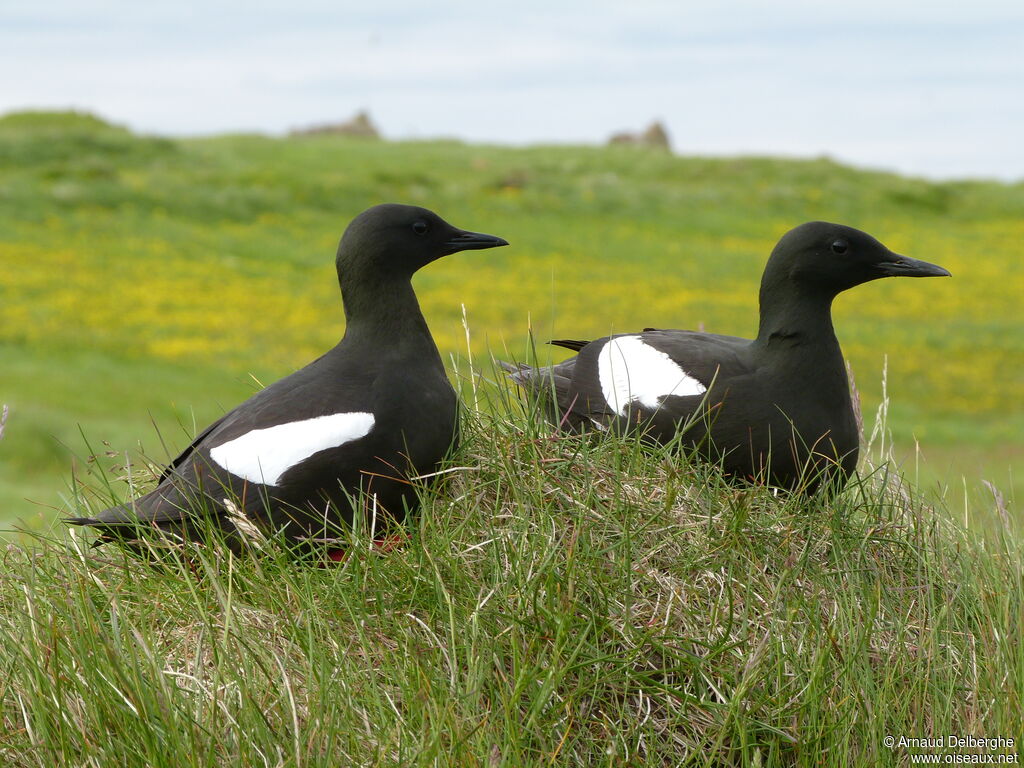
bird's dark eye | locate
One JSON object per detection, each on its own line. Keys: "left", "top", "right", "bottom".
{"left": 412, "top": 220, "right": 429, "bottom": 235}
{"left": 831, "top": 239, "right": 848, "bottom": 255}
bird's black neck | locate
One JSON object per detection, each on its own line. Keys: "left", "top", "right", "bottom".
{"left": 752, "top": 281, "right": 860, "bottom": 489}
{"left": 339, "top": 277, "right": 441, "bottom": 362}
{"left": 753, "top": 283, "right": 854, "bottom": 438}
{"left": 754, "top": 283, "right": 842, "bottom": 358}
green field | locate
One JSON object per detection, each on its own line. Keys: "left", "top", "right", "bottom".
{"left": 1, "top": 111, "right": 1023, "bottom": 766}
{"left": 1, "top": 110, "right": 1021, "bottom": 527}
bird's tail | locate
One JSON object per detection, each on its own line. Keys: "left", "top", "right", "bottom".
{"left": 67, "top": 493, "right": 246, "bottom": 555}
{"left": 67, "top": 501, "right": 138, "bottom": 529}
{"left": 497, "top": 359, "right": 534, "bottom": 386}
{"left": 67, "top": 501, "right": 183, "bottom": 551}
{"left": 497, "top": 358, "right": 597, "bottom": 433}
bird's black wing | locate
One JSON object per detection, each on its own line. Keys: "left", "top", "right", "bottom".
{"left": 152, "top": 351, "right": 330, "bottom": 484}
{"left": 638, "top": 329, "right": 751, "bottom": 389}
{"left": 70, "top": 349, "right": 377, "bottom": 540}
{"left": 536, "top": 330, "right": 753, "bottom": 440}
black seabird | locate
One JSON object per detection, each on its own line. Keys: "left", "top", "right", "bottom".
{"left": 503, "top": 222, "right": 949, "bottom": 492}
{"left": 70, "top": 204, "right": 508, "bottom": 552}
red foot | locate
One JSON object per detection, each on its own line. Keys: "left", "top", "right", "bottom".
{"left": 324, "top": 533, "right": 409, "bottom": 563}
{"left": 372, "top": 533, "right": 409, "bottom": 553}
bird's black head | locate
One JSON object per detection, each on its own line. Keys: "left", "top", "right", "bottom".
{"left": 336, "top": 204, "right": 508, "bottom": 281}
{"left": 765, "top": 221, "right": 951, "bottom": 296}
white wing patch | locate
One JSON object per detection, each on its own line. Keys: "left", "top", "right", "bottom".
{"left": 209, "top": 412, "right": 375, "bottom": 486}
{"left": 597, "top": 335, "right": 706, "bottom": 415}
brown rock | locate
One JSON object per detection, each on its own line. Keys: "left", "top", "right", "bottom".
{"left": 607, "top": 120, "right": 671, "bottom": 151}
{"left": 290, "top": 110, "right": 380, "bottom": 138}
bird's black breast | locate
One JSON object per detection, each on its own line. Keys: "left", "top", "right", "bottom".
{"left": 370, "top": 363, "right": 459, "bottom": 466}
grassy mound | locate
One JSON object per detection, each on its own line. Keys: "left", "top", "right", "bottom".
{"left": 1, "top": 385, "right": 1019, "bottom": 766}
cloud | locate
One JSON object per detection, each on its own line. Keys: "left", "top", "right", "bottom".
{"left": 1, "top": 0, "right": 1021, "bottom": 179}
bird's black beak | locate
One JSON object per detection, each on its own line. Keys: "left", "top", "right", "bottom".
{"left": 876, "top": 252, "right": 951, "bottom": 278}
{"left": 444, "top": 230, "right": 509, "bottom": 255}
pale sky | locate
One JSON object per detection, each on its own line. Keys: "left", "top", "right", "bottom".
{"left": 3, "top": 0, "right": 1023, "bottom": 180}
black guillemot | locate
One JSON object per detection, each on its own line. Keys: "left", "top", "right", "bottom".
{"left": 503, "top": 222, "right": 949, "bottom": 493}
{"left": 70, "top": 204, "right": 508, "bottom": 552}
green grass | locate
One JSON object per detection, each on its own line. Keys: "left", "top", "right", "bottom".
{"left": 0, "top": 373, "right": 1021, "bottom": 766}
{"left": 1, "top": 111, "right": 1021, "bottom": 524}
